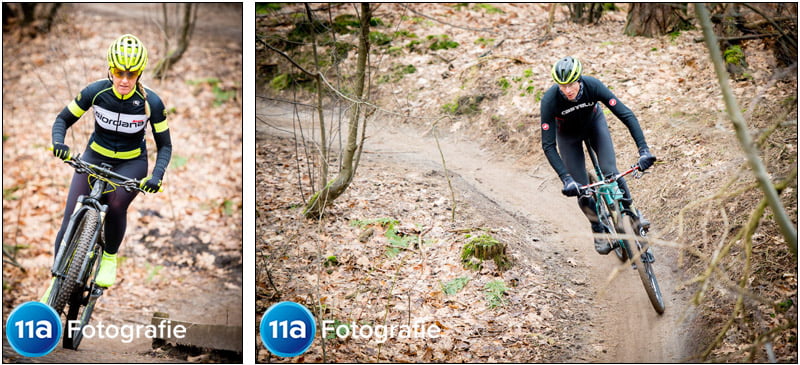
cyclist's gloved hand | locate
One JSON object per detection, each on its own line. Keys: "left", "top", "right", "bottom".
{"left": 139, "top": 175, "right": 162, "bottom": 193}
{"left": 638, "top": 147, "right": 657, "bottom": 171}
{"left": 52, "top": 142, "right": 71, "bottom": 161}
{"left": 561, "top": 175, "right": 580, "bottom": 197}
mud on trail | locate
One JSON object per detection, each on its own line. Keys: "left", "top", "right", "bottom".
{"left": 258, "top": 103, "right": 700, "bottom": 362}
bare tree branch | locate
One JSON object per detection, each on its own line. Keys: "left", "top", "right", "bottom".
{"left": 695, "top": 4, "right": 797, "bottom": 255}
{"left": 740, "top": 3, "right": 798, "bottom": 50}
{"left": 257, "top": 35, "right": 316, "bottom": 77}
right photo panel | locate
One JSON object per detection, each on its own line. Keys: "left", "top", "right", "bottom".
{"left": 257, "top": 3, "right": 798, "bottom": 363}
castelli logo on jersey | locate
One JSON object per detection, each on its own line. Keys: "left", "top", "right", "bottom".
{"left": 542, "top": 123, "right": 550, "bottom": 131}
{"left": 609, "top": 98, "right": 617, "bottom": 106}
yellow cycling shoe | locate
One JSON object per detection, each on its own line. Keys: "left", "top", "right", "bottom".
{"left": 40, "top": 277, "right": 56, "bottom": 303}
{"left": 95, "top": 252, "right": 117, "bottom": 287}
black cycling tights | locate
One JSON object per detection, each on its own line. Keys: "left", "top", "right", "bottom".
{"left": 556, "top": 109, "right": 632, "bottom": 225}
{"left": 53, "top": 148, "right": 148, "bottom": 255}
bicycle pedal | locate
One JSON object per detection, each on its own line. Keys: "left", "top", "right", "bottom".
{"left": 90, "top": 287, "right": 105, "bottom": 298}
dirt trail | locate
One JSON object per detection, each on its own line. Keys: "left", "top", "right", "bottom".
{"left": 259, "top": 103, "right": 698, "bottom": 362}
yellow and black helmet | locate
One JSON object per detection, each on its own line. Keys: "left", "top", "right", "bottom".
{"left": 107, "top": 34, "right": 148, "bottom": 73}
{"left": 551, "top": 56, "right": 582, "bottom": 85}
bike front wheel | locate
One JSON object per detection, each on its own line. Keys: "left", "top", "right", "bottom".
{"left": 51, "top": 210, "right": 99, "bottom": 315}
{"left": 62, "top": 246, "right": 101, "bottom": 350}
{"left": 57, "top": 209, "right": 99, "bottom": 349}
{"left": 622, "top": 214, "right": 665, "bottom": 314}
{"left": 589, "top": 172, "right": 626, "bottom": 262}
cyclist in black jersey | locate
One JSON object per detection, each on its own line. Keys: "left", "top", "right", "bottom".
{"left": 42, "top": 34, "right": 171, "bottom": 300}
{"left": 540, "top": 56, "right": 656, "bottom": 254}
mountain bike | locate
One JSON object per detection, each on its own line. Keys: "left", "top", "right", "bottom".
{"left": 44, "top": 150, "right": 156, "bottom": 349}
{"left": 582, "top": 142, "right": 665, "bottom": 314}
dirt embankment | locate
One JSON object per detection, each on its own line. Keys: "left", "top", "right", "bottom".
{"left": 258, "top": 104, "right": 699, "bottom": 363}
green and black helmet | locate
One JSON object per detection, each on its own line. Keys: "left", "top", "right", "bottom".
{"left": 551, "top": 56, "right": 582, "bottom": 85}
{"left": 107, "top": 34, "right": 148, "bottom": 73}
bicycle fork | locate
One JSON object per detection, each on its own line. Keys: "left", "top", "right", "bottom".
{"left": 80, "top": 287, "right": 104, "bottom": 321}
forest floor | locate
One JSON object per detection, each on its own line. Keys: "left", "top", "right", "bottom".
{"left": 3, "top": 3, "right": 243, "bottom": 363}
{"left": 258, "top": 105, "right": 699, "bottom": 362}
{"left": 257, "top": 3, "right": 797, "bottom": 363}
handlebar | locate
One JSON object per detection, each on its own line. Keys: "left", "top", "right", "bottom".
{"left": 580, "top": 163, "right": 644, "bottom": 191}
{"left": 49, "top": 146, "right": 162, "bottom": 193}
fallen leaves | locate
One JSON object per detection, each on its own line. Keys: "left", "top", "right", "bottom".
{"left": 257, "top": 131, "right": 606, "bottom": 362}
{"left": 3, "top": 4, "right": 243, "bottom": 350}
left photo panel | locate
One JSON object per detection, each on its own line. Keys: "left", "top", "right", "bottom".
{"left": 2, "top": 3, "right": 243, "bottom": 362}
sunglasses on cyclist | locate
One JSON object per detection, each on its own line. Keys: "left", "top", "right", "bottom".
{"left": 110, "top": 68, "right": 140, "bottom": 79}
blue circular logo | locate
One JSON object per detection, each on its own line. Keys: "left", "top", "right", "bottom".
{"left": 260, "top": 301, "right": 316, "bottom": 357}
{"left": 5, "top": 301, "right": 62, "bottom": 357}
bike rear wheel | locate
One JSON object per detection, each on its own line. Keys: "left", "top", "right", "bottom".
{"left": 622, "top": 214, "right": 665, "bottom": 314}
{"left": 51, "top": 210, "right": 98, "bottom": 314}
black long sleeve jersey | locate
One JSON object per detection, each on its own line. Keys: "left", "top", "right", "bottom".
{"left": 52, "top": 79, "right": 172, "bottom": 179}
{"left": 540, "top": 75, "right": 648, "bottom": 181}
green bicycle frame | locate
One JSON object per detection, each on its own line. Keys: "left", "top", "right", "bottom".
{"left": 587, "top": 143, "right": 624, "bottom": 211}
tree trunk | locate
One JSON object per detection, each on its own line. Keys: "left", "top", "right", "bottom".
{"left": 41, "top": 3, "right": 61, "bottom": 33}
{"left": 305, "top": 4, "right": 328, "bottom": 191}
{"left": 568, "top": 3, "right": 604, "bottom": 24}
{"left": 152, "top": 4, "right": 197, "bottom": 79}
{"left": 20, "top": 3, "right": 36, "bottom": 26}
{"left": 545, "top": 4, "right": 556, "bottom": 35}
{"left": 303, "top": 3, "right": 371, "bottom": 219}
{"left": 624, "top": 3, "right": 690, "bottom": 37}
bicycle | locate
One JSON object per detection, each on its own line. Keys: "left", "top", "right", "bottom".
{"left": 43, "top": 149, "right": 157, "bottom": 349}
{"left": 581, "top": 141, "right": 665, "bottom": 314}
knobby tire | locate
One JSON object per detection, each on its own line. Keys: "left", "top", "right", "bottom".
{"left": 622, "top": 215, "right": 665, "bottom": 314}
{"left": 604, "top": 200, "right": 627, "bottom": 263}
{"left": 55, "top": 209, "right": 98, "bottom": 349}
{"left": 63, "top": 244, "right": 100, "bottom": 350}
{"left": 52, "top": 211, "right": 97, "bottom": 314}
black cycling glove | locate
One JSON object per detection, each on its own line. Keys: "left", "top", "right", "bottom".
{"left": 52, "top": 142, "right": 71, "bottom": 161}
{"left": 561, "top": 175, "right": 580, "bottom": 197}
{"left": 638, "top": 147, "right": 657, "bottom": 171}
{"left": 139, "top": 175, "right": 162, "bottom": 194}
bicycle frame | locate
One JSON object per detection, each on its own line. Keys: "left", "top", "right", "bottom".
{"left": 580, "top": 143, "right": 665, "bottom": 314}
{"left": 586, "top": 146, "right": 624, "bottom": 208}
{"left": 47, "top": 153, "right": 148, "bottom": 349}
{"left": 582, "top": 142, "right": 643, "bottom": 261}
{"left": 50, "top": 168, "right": 111, "bottom": 288}
{"left": 51, "top": 157, "right": 145, "bottom": 277}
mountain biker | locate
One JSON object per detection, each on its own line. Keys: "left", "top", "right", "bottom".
{"left": 42, "top": 34, "right": 172, "bottom": 301}
{"left": 540, "top": 56, "right": 656, "bottom": 254}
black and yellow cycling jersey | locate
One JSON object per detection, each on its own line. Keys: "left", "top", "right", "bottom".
{"left": 52, "top": 79, "right": 172, "bottom": 179}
